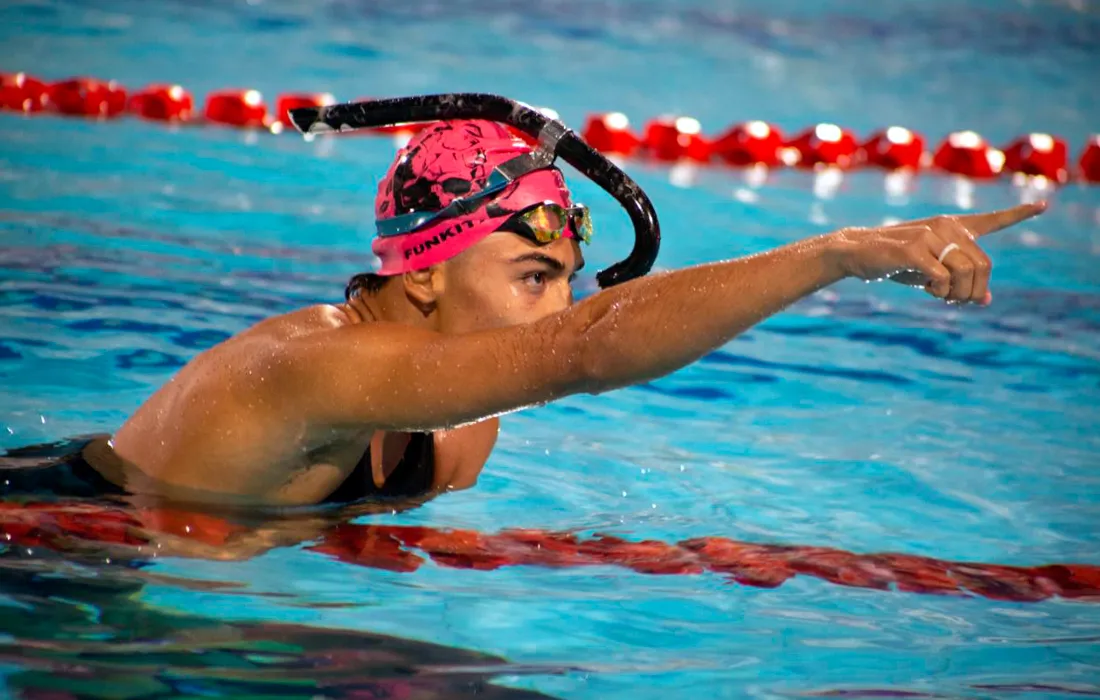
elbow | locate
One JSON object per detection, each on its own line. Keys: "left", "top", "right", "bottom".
{"left": 557, "top": 306, "right": 616, "bottom": 394}
{"left": 575, "top": 338, "right": 613, "bottom": 392}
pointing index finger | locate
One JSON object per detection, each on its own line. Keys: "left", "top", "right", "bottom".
{"left": 963, "top": 201, "right": 1047, "bottom": 238}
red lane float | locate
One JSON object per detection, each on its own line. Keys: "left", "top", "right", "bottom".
{"left": 643, "top": 116, "right": 713, "bottom": 162}
{"left": 0, "top": 72, "right": 49, "bottom": 113}
{"left": 274, "top": 92, "right": 335, "bottom": 128}
{"left": 581, "top": 112, "right": 643, "bottom": 156}
{"left": 786, "top": 123, "right": 860, "bottom": 169}
{"left": 713, "top": 121, "right": 785, "bottom": 167}
{"left": 932, "top": 130, "right": 1005, "bottom": 179}
{"left": 1078, "top": 135, "right": 1100, "bottom": 183}
{"left": 2, "top": 70, "right": 1097, "bottom": 185}
{"left": 862, "top": 126, "right": 925, "bottom": 170}
{"left": 47, "top": 77, "right": 127, "bottom": 118}
{"left": 129, "top": 84, "right": 194, "bottom": 122}
{"left": 3, "top": 501, "right": 1097, "bottom": 603}
{"left": 204, "top": 89, "right": 269, "bottom": 128}
{"left": 1002, "top": 133, "right": 1069, "bottom": 183}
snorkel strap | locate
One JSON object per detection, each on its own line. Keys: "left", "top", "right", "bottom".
{"left": 288, "top": 93, "right": 660, "bottom": 288}
{"left": 495, "top": 119, "right": 567, "bottom": 178}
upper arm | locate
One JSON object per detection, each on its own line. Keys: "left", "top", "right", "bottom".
{"left": 264, "top": 316, "right": 588, "bottom": 433}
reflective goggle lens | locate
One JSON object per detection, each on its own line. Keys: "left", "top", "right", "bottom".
{"left": 517, "top": 203, "right": 592, "bottom": 245}
{"left": 524, "top": 205, "right": 565, "bottom": 234}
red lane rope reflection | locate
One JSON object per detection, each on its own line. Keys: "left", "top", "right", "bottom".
{"left": 311, "top": 524, "right": 1099, "bottom": 602}
{"left": 1, "top": 502, "right": 1097, "bottom": 603}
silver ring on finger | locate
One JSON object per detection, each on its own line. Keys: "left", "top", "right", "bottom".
{"left": 937, "top": 242, "right": 960, "bottom": 264}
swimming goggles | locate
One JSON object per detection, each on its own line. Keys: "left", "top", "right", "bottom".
{"left": 496, "top": 201, "right": 593, "bottom": 245}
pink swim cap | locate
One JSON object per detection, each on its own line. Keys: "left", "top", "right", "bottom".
{"left": 373, "top": 120, "right": 575, "bottom": 275}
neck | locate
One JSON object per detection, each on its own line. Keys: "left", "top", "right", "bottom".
{"left": 342, "top": 281, "right": 437, "bottom": 331}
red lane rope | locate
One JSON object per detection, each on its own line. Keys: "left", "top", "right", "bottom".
{"left": 1, "top": 501, "right": 1096, "bottom": 603}
{"left": 2, "top": 73, "right": 1097, "bottom": 185}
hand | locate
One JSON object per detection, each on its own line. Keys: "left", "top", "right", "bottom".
{"left": 828, "top": 202, "right": 1047, "bottom": 305}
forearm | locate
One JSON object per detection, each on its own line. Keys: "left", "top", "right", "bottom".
{"left": 567, "top": 232, "right": 845, "bottom": 391}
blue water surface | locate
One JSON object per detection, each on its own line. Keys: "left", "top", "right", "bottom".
{"left": 1, "top": 0, "right": 1099, "bottom": 697}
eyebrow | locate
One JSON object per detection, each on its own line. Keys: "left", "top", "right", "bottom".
{"left": 509, "top": 252, "right": 586, "bottom": 274}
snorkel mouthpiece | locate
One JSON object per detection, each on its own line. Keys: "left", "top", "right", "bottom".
{"left": 288, "top": 93, "right": 660, "bottom": 288}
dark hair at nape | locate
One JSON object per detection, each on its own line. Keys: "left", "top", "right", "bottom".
{"left": 345, "top": 272, "right": 391, "bottom": 300}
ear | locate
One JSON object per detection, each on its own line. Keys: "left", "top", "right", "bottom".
{"left": 402, "top": 266, "right": 443, "bottom": 316}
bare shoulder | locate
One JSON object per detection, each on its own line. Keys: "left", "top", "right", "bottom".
{"left": 196, "top": 303, "right": 370, "bottom": 379}
{"left": 240, "top": 303, "right": 429, "bottom": 355}
{"left": 238, "top": 303, "right": 357, "bottom": 343}
{"left": 145, "top": 303, "right": 357, "bottom": 402}
{"left": 110, "top": 303, "right": 366, "bottom": 492}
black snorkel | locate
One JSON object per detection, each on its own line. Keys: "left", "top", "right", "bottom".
{"left": 287, "top": 93, "right": 660, "bottom": 288}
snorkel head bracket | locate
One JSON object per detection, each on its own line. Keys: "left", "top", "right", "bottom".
{"left": 288, "top": 93, "right": 660, "bottom": 288}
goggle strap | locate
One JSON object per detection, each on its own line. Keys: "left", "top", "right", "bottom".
{"left": 377, "top": 168, "right": 513, "bottom": 238}
{"left": 377, "top": 211, "right": 434, "bottom": 237}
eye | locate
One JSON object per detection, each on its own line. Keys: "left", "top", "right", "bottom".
{"left": 522, "top": 271, "right": 547, "bottom": 289}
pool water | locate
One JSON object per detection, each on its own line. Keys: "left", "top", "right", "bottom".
{"left": 2, "top": 0, "right": 1100, "bottom": 697}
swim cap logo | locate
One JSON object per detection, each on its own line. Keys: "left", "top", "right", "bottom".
{"left": 403, "top": 219, "right": 476, "bottom": 260}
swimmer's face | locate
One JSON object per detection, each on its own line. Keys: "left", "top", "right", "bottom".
{"left": 433, "top": 231, "right": 585, "bottom": 334}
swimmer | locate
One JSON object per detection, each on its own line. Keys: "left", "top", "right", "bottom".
{"left": 2, "top": 95, "right": 1045, "bottom": 507}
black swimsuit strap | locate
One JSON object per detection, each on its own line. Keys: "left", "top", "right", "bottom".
{"left": 323, "top": 433, "right": 435, "bottom": 503}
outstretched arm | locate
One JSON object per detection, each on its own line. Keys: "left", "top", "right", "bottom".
{"left": 272, "top": 203, "right": 1044, "bottom": 433}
